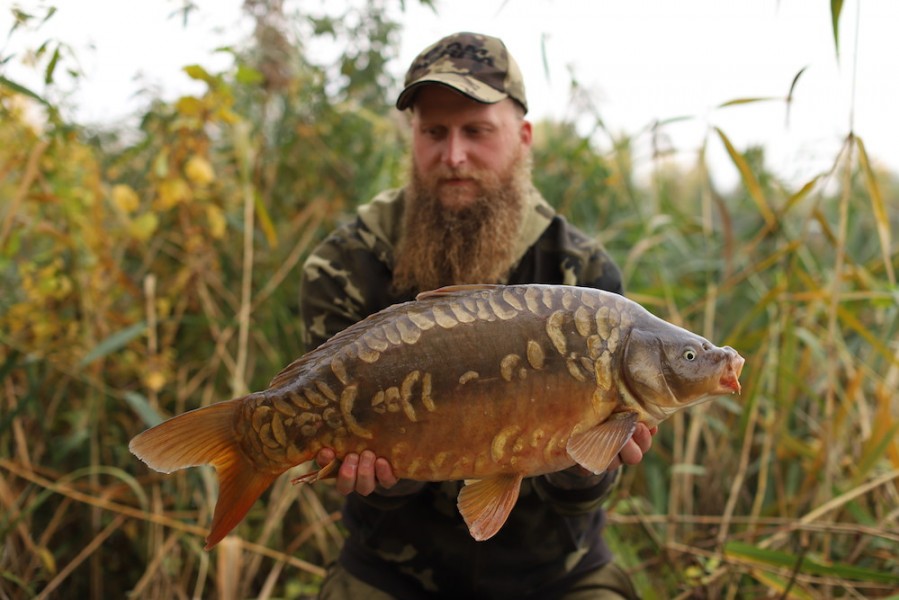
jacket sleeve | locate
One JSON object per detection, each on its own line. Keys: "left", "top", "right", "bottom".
{"left": 300, "top": 219, "right": 403, "bottom": 350}
{"left": 560, "top": 216, "right": 624, "bottom": 295}
{"left": 532, "top": 467, "right": 621, "bottom": 515}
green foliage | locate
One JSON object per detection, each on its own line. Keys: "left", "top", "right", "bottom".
{"left": 2, "top": 1, "right": 898, "bottom": 598}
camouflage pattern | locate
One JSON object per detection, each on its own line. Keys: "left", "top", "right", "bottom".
{"left": 300, "top": 189, "right": 630, "bottom": 599}
{"left": 300, "top": 187, "right": 622, "bottom": 351}
{"left": 319, "top": 559, "right": 639, "bottom": 600}
{"left": 396, "top": 32, "right": 528, "bottom": 113}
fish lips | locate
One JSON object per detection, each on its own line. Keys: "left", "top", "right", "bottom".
{"left": 716, "top": 347, "right": 745, "bottom": 394}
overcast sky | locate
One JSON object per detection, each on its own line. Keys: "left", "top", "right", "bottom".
{"left": 3, "top": 0, "right": 897, "bottom": 188}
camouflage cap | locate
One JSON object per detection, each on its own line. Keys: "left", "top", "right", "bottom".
{"left": 396, "top": 32, "right": 528, "bottom": 113}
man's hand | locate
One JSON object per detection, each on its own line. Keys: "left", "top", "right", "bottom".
{"left": 316, "top": 448, "right": 398, "bottom": 496}
{"left": 606, "top": 422, "right": 657, "bottom": 471}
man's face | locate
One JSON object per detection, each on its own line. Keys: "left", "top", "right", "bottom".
{"left": 410, "top": 86, "right": 533, "bottom": 210}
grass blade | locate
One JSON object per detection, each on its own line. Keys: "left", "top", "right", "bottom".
{"left": 831, "top": 0, "right": 844, "bottom": 59}
{"left": 78, "top": 321, "right": 146, "bottom": 367}
{"left": 123, "top": 391, "right": 164, "bottom": 428}
{"left": 715, "top": 127, "right": 776, "bottom": 229}
{"left": 726, "top": 541, "right": 899, "bottom": 584}
{"left": 855, "top": 135, "right": 895, "bottom": 285}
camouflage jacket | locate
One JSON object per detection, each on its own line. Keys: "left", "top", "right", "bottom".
{"left": 300, "top": 188, "right": 625, "bottom": 599}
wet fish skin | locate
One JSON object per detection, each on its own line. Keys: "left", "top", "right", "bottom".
{"left": 129, "top": 284, "right": 745, "bottom": 548}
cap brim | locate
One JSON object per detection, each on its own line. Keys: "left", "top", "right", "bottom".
{"left": 396, "top": 73, "right": 508, "bottom": 110}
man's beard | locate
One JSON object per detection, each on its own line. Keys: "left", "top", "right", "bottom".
{"left": 392, "top": 149, "right": 533, "bottom": 295}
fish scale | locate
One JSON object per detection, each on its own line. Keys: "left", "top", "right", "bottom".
{"left": 269, "top": 286, "right": 612, "bottom": 470}
{"left": 130, "top": 283, "right": 745, "bottom": 549}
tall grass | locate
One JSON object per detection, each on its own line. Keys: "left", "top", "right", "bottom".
{"left": 563, "top": 128, "right": 899, "bottom": 599}
{"left": 2, "top": 2, "right": 898, "bottom": 598}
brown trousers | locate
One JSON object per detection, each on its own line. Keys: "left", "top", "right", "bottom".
{"left": 318, "top": 561, "right": 640, "bottom": 599}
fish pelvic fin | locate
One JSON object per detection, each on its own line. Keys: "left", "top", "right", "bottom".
{"left": 128, "top": 398, "right": 282, "bottom": 550}
{"left": 291, "top": 457, "right": 340, "bottom": 485}
{"left": 457, "top": 473, "right": 523, "bottom": 541}
{"left": 566, "top": 411, "right": 639, "bottom": 474}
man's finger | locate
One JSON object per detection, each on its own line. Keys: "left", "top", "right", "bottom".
{"left": 316, "top": 448, "right": 335, "bottom": 468}
{"left": 336, "top": 453, "right": 359, "bottom": 495}
{"left": 355, "top": 450, "right": 377, "bottom": 495}
{"left": 374, "top": 457, "right": 398, "bottom": 488}
{"left": 618, "top": 438, "right": 643, "bottom": 466}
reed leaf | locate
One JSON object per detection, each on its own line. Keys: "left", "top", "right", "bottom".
{"left": 123, "top": 391, "right": 164, "bottom": 428}
{"left": 831, "top": 0, "right": 844, "bottom": 58}
{"left": 714, "top": 127, "right": 776, "bottom": 229}
{"left": 725, "top": 541, "right": 899, "bottom": 584}
{"left": 717, "top": 96, "right": 779, "bottom": 108}
{"left": 78, "top": 321, "right": 147, "bottom": 368}
{"left": 855, "top": 135, "right": 896, "bottom": 285}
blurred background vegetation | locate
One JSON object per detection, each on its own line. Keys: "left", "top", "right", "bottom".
{"left": 1, "top": 1, "right": 897, "bottom": 598}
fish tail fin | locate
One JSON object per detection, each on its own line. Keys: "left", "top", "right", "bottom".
{"left": 128, "top": 398, "right": 281, "bottom": 550}
{"left": 204, "top": 451, "right": 280, "bottom": 550}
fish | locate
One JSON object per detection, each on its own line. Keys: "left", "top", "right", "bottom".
{"left": 129, "top": 283, "right": 745, "bottom": 549}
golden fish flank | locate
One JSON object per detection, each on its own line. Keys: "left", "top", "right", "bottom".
{"left": 129, "top": 283, "right": 746, "bottom": 549}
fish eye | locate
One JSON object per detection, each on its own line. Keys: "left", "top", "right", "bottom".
{"left": 683, "top": 348, "right": 697, "bottom": 361}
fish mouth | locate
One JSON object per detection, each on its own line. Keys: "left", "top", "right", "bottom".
{"left": 717, "top": 349, "right": 745, "bottom": 394}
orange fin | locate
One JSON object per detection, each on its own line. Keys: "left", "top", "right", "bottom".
{"left": 456, "top": 473, "right": 523, "bottom": 541}
{"left": 566, "top": 411, "right": 639, "bottom": 474}
{"left": 129, "top": 398, "right": 283, "bottom": 550}
{"left": 416, "top": 284, "right": 501, "bottom": 300}
{"left": 204, "top": 455, "right": 279, "bottom": 550}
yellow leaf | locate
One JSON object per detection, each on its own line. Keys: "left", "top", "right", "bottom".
{"left": 855, "top": 136, "right": 895, "bottom": 285}
{"left": 129, "top": 212, "right": 159, "bottom": 241}
{"left": 185, "top": 155, "right": 215, "bottom": 186}
{"left": 156, "top": 178, "right": 192, "bottom": 210}
{"left": 176, "top": 95, "right": 204, "bottom": 117}
{"left": 144, "top": 370, "right": 166, "bottom": 392}
{"left": 254, "top": 192, "right": 278, "bottom": 247}
{"left": 715, "top": 127, "right": 776, "bottom": 228}
{"left": 38, "top": 546, "right": 57, "bottom": 575}
{"left": 156, "top": 297, "right": 172, "bottom": 319}
{"left": 112, "top": 184, "right": 140, "bottom": 214}
{"left": 206, "top": 204, "right": 226, "bottom": 238}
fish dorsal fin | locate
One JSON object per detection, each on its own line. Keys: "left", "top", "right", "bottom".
{"left": 566, "top": 411, "right": 639, "bottom": 474}
{"left": 416, "top": 284, "right": 502, "bottom": 301}
{"left": 456, "top": 473, "right": 523, "bottom": 541}
{"left": 268, "top": 355, "right": 313, "bottom": 389}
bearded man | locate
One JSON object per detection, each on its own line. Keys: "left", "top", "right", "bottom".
{"left": 300, "top": 32, "right": 653, "bottom": 600}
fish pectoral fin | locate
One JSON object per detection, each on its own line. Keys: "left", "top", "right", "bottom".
{"left": 456, "top": 474, "right": 523, "bottom": 542}
{"left": 566, "top": 411, "right": 639, "bottom": 474}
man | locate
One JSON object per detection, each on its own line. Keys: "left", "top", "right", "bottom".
{"left": 300, "top": 32, "right": 654, "bottom": 600}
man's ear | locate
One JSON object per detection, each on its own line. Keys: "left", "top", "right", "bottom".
{"left": 520, "top": 119, "right": 533, "bottom": 147}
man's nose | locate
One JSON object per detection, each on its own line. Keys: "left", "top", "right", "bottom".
{"left": 442, "top": 131, "right": 467, "bottom": 168}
